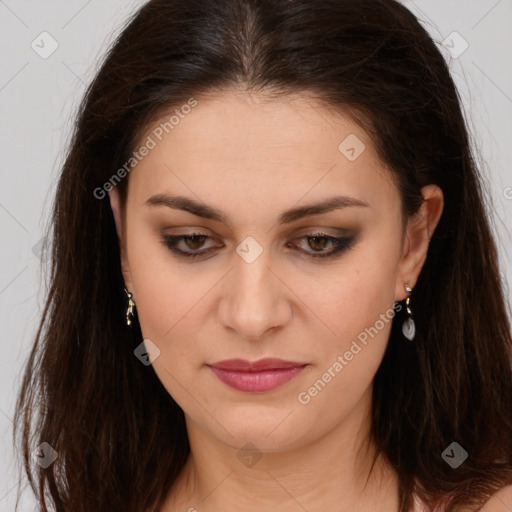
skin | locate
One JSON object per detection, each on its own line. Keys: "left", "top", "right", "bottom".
{"left": 109, "top": 89, "right": 444, "bottom": 512}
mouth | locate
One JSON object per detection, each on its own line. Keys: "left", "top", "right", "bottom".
{"left": 208, "top": 358, "right": 308, "bottom": 392}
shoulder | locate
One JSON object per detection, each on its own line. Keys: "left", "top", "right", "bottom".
{"left": 479, "top": 485, "right": 512, "bottom": 512}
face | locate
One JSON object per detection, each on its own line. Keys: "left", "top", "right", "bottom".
{"left": 109, "top": 89, "right": 441, "bottom": 453}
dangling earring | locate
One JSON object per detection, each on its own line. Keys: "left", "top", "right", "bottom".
{"left": 402, "top": 284, "right": 416, "bottom": 341}
{"left": 125, "top": 287, "right": 136, "bottom": 326}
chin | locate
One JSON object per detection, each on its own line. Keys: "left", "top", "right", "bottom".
{"left": 203, "top": 407, "right": 311, "bottom": 452}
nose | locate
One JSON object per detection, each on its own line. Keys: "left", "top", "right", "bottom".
{"left": 217, "top": 246, "right": 293, "bottom": 341}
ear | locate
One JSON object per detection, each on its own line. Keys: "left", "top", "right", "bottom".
{"left": 394, "top": 184, "right": 444, "bottom": 301}
{"left": 108, "top": 187, "right": 134, "bottom": 293}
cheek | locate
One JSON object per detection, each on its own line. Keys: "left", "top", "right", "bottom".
{"left": 128, "top": 251, "right": 208, "bottom": 407}
{"left": 296, "top": 237, "right": 401, "bottom": 419}
{"left": 125, "top": 220, "right": 196, "bottom": 335}
{"left": 294, "top": 271, "right": 398, "bottom": 432}
{"left": 299, "top": 241, "right": 399, "bottom": 351}
{"left": 125, "top": 227, "right": 220, "bottom": 394}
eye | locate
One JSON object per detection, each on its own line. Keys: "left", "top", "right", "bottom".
{"left": 286, "top": 232, "right": 356, "bottom": 259}
{"left": 162, "top": 233, "right": 221, "bottom": 259}
{"left": 162, "top": 231, "right": 356, "bottom": 260}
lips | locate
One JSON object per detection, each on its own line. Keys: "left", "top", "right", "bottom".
{"left": 210, "top": 358, "right": 306, "bottom": 372}
{"left": 208, "top": 358, "right": 308, "bottom": 392}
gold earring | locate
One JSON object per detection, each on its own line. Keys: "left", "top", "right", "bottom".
{"left": 125, "top": 288, "right": 136, "bottom": 326}
{"left": 402, "top": 284, "right": 416, "bottom": 341}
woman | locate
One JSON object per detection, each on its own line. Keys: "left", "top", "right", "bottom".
{"left": 13, "top": 0, "right": 512, "bottom": 511}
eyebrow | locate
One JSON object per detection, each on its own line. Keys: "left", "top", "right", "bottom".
{"left": 144, "top": 194, "right": 369, "bottom": 225}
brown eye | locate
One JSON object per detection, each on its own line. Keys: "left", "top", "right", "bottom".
{"left": 183, "top": 235, "right": 208, "bottom": 250}
{"left": 288, "top": 232, "right": 357, "bottom": 259}
{"left": 307, "top": 236, "right": 329, "bottom": 252}
{"left": 163, "top": 232, "right": 221, "bottom": 259}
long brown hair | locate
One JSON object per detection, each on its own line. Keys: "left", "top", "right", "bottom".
{"left": 13, "top": 0, "right": 512, "bottom": 511}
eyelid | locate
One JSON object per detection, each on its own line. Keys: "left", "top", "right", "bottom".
{"left": 292, "top": 226, "right": 353, "bottom": 238}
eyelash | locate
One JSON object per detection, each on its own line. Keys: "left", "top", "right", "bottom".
{"left": 162, "top": 232, "right": 356, "bottom": 260}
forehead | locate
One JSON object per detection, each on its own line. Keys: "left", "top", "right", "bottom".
{"left": 139, "top": 90, "right": 370, "bottom": 164}
{"left": 127, "top": 90, "right": 398, "bottom": 216}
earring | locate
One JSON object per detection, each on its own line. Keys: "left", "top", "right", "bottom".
{"left": 125, "top": 287, "right": 136, "bottom": 326}
{"left": 402, "top": 284, "right": 416, "bottom": 341}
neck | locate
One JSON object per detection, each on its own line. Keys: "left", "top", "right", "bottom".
{"left": 161, "top": 387, "right": 399, "bottom": 512}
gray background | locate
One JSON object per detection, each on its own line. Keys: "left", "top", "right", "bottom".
{"left": 1, "top": 1, "right": 511, "bottom": 509}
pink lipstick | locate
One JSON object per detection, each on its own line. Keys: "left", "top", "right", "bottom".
{"left": 208, "top": 358, "right": 308, "bottom": 392}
